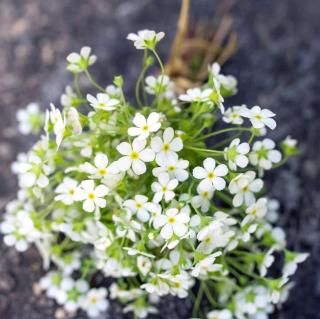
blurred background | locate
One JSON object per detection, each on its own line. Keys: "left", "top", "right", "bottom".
{"left": 0, "top": 0, "right": 319, "bottom": 318}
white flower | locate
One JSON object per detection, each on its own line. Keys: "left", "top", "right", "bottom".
{"left": 128, "top": 112, "right": 161, "bottom": 140}
{"left": 259, "top": 247, "right": 275, "bottom": 277}
{"left": 249, "top": 139, "right": 282, "bottom": 173}
{"left": 197, "top": 223, "right": 234, "bottom": 254}
{"left": 53, "top": 252, "right": 81, "bottom": 276}
{"left": 56, "top": 277, "right": 89, "bottom": 313}
{"left": 61, "top": 86, "right": 77, "bottom": 108}
{"left": 66, "top": 46, "right": 97, "bottom": 73}
{"left": 67, "top": 107, "right": 82, "bottom": 134}
{"left": 265, "top": 198, "right": 280, "bottom": 223}
{"left": 16, "top": 102, "right": 43, "bottom": 135}
{"left": 81, "top": 288, "right": 108, "bottom": 318}
{"left": 152, "top": 157, "right": 189, "bottom": 182}
{"left": 106, "top": 84, "right": 121, "bottom": 98}
{"left": 192, "top": 184, "right": 214, "bottom": 213}
{"left": 179, "top": 88, "right": 213, "bottom": 103}
{"left": 13, "top": 153, "right": 51, "bottom": 189}
{"left": 80, "top": 153, "right": 119, "bottom": 181}
{"left": 151, "top": 127, "right": 183, "bottom": 165}
{"left": 228, "top": 171, "right": 263, "bottom": 207}
{"left": 283, "top": 135, "right": 297, "bottom": 148}
{"left": 164, "top": 272, "right": 194, "bottom": 298}
{"left": 209, "top": 62, "right": 237, "bottom": 93}
{"left": 75, "top": 180, "right": 109, "bottom": 213}
{"left": 48, "top": 103, "right": 66, "bottom": 147}
{"left": 193, "top": 158, "right": 228, "bottom": 191}
{"left": 151, "top": 172, "right": 178, "bottom": 203}
{"left": 246, "top": 198, "right": 268, "bottom": 218}
{"left": 224, "top": 138, "right": 250, "bottom": 171}
{"left": 127, "top": 29, "right": 165, "bottom": 50}
{"left": 39, "top": 271, "right": 63, "bottom": 300}
{"left": 153, "top": 207, "right": 190, "bottom": 240}
{"left": 222, "top": 105, "right": 245, "bottom": 125}
{"left": 0, "top": 210, "right": 39, "bottom": 252}
{"left": 123, "top": 303, "right": 158, "bottom": 319}
{"left": 123, "top": 195, "right": 157, "bottom": 222}
{"left": 283, "top": 251, "right": 309, "bottom": 278}
{"left": 207, "top": 309, "right": 232, "bottom": 319}
{"left": 55, "top": 177, "right": 78, "bottom": 205}
{"left": 240, "top": 105, "right": 276, "bottom": 130}
{"left": 145, "top": 75, "right": 172, "bottom": 96}
{"left": 87, "top": 93, "right": 119, "bottom": 111}
{"left": 137, "top": 256, "right": 152, "bottom": 276}
{"left": 116, "top": 138, "right": 155, "bottom": 175}
{"left": 191, "top": 252, "right": 222, "bottom": 278}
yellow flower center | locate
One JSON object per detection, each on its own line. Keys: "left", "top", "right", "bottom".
{"left": 162, "top": 186, "right": 167, "bottom": 192}
{"left": 167, "top": 165, "right": 175, "bottom": 172}
{"left": 231, "top": 113, "right": 239, "bottom": 119}
{"left": 90, "top": 296, "right": 97, "bottom": 304}
{"left": 98, "top": 168, "right": 107, "bottom": 176}
{"left": 88, "top": 193, "right": 95, "bottom": 199}
{"left": 173, "top": 281, "right": 181, "bottom": 288}
{"left": 163, "top": 144, "right": 170, "bottom": 152}
{"left": 142, "top": 125, "right": 149, "bottom": 132}
{"left": 208, "top": 171, "right": 215, "bottom": 179}
{"left": 255, "top": 114, "right": 262, "bottom": 120}
{"left": 135, "top": 202, "right": 143, "bottom": 209}
{"left": 204, "top": 236, "right": 212, "bottom": 244}
{"left": 130, "top": 151, "right": 139, "bottom": 160}
{"left": 202, "top": 191, "right": 209, "bottom": 198}
{"left": 168, "top": 216, "right": 176, "bottom": 224}
{"left": 68, "top": 189, "right": 75, "bottom": 195}
{"left": 242, "top": 185, "right": 249, "bottom": 192}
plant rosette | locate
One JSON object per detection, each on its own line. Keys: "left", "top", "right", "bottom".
{"left": 1, "top": 29, "right": 307, "bottom": 319}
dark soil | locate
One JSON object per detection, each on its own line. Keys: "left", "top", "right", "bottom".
{"left": 0, "top": 0, "right": 319, "bottom": 318}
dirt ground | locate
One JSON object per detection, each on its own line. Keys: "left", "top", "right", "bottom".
{"left": 0, "top": 0, "right": 319, "bottom": 318}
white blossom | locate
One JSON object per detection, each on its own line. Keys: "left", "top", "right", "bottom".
{"left": 207, "top": 309, "right": 232, "bottom": 319}
{"left": 123, "top": 195, "right": 157, "bottom": 222}
{"left": 249, "top": 139, "right": 282, "bottom": 174}
{"left": 16, "top": 102, "right": 43, "bottom": 135}
{"left": 116, "top": 138, "right": 155, "bottom": 175}
{"left": 75, "top": 180, "right": 109, "bottom": 213}
{"left": 66, "top": 46, "right": 97, "bottom": 73}
{"left": 179, "top": 88, "right": 213, "bottom": 103}
{"left": 151, "top": 172, "right": 178, "bottom": 203}
{"left": 153, "top": 207, "right": 190, "bottom": 240}
{"left": 228, "top": 171, "right": 263, "bottom": 207}
{"left": 192, "top": 184, "right": 214, "bottom": 213}
{"left": 193, "top": 158, "right": 228, "bottom": 191}
{"left": 224, "top": 138, "right": 250, "bottom": 170}
{"left": 87, "top": 93, "right": 119, "bottom": 111}
{"left": 223, "top": 105, "right": 245, "bottom": 125}
{"left": 81, "top": 288, "right": 108, "bottom": 318}
{"left": 192, "top": 252, "right": 222, "bottom": 278}
{"left": 128, "top": 112, "right": 161, "bottom": 140}
{"left": 151, "top": 127, "right": 183, "bottom": 165}
{"left": 127, "top": 30, "right": 165, "bottom": 49}
{"left": 240, "top": 105, "right": 276, "bottom": 130}
{"left": 55, "top": 177, "right": 79, "bottom": 205}
{"left": 152, "top": 157, "right": 189, "bottom": 182}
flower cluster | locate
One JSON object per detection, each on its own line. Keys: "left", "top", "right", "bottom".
{"left": 1, "top": 29, "right": 307, "bottom": 319}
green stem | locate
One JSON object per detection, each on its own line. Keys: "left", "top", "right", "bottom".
{"left": 203, "top": 282, "right": 218, "bottom": 307}
{"left": 197, "top": 127, "right": 252, "bottom": 141}
{"left": 135, "top": 50, "right": 149, "bottom": 107}
{"left": 185, "top": 146, "right": 224, "bottom": 155}
{"left": 73, "top": 73, "right": 83, "bottom": 97}
{"left": 84, "top": 69, "right": 105, "bottom": 92}
{"left": 192, "top": 282, "right": 205, "bottom": 318}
